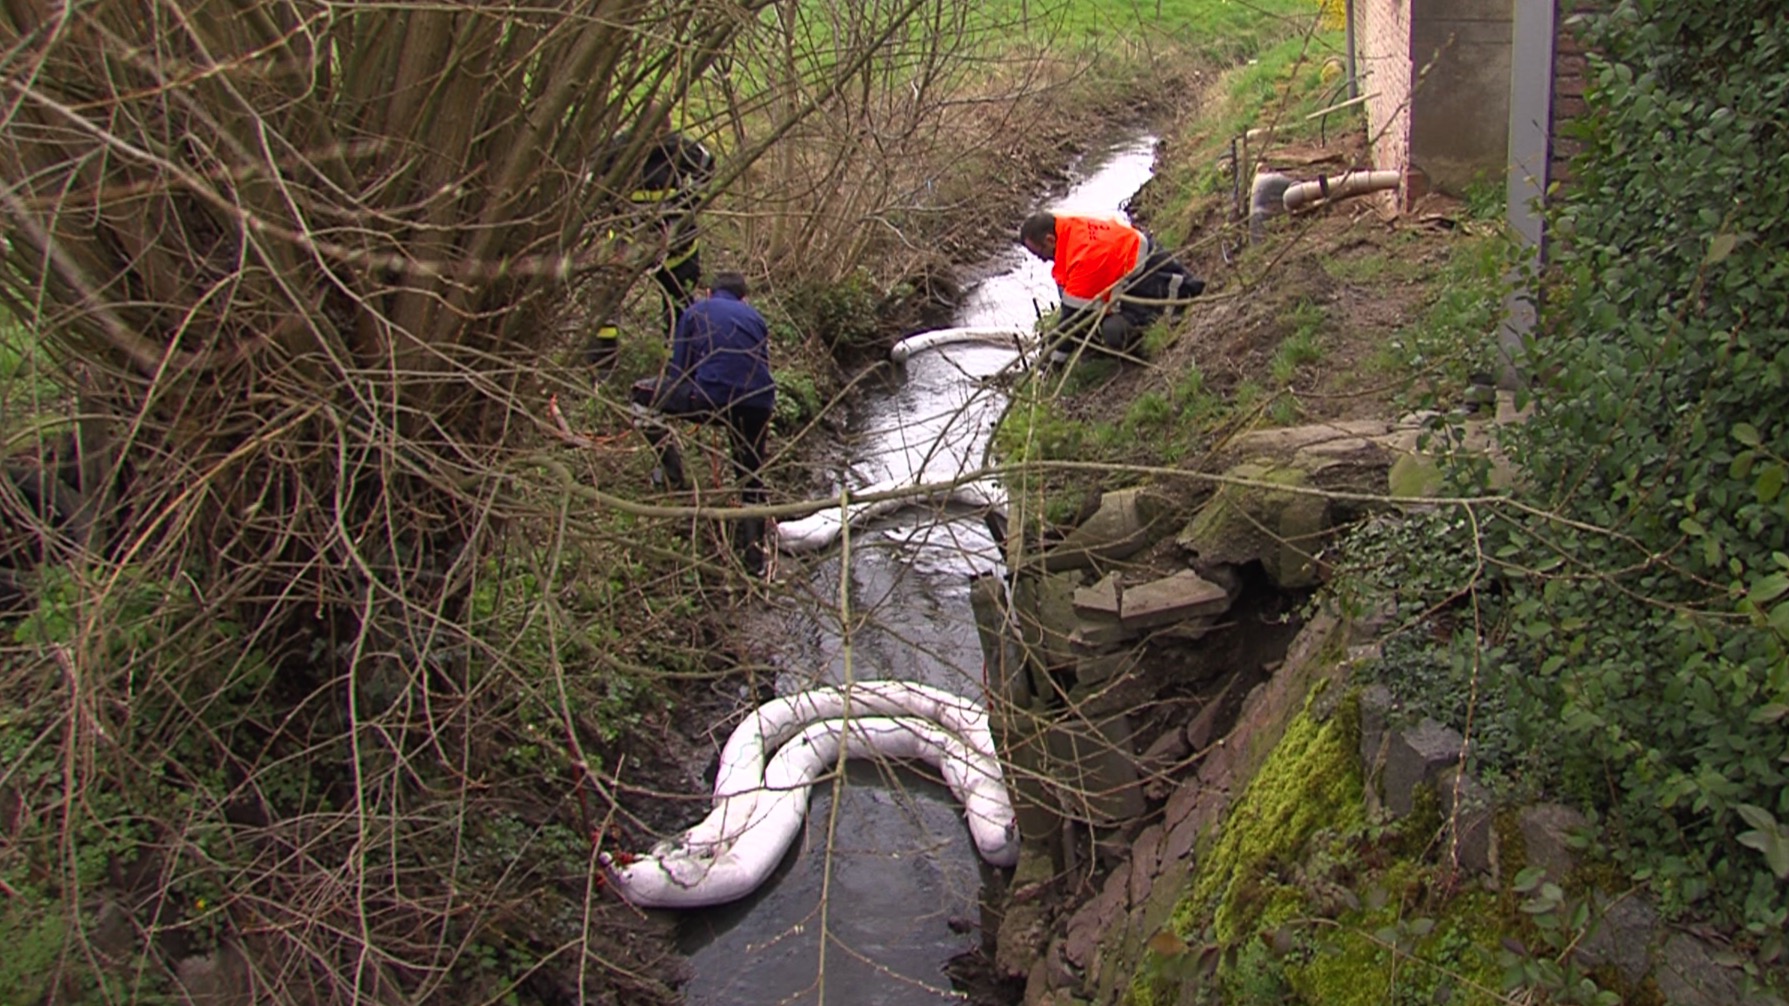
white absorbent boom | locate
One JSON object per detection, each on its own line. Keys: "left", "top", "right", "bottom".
{"left": 600, "top": 680, "right": 1019, "bottom": 909}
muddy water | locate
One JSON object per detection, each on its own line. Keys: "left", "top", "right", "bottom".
{"left": 676, "top": 134, "right": 1159, "bottom": 1005}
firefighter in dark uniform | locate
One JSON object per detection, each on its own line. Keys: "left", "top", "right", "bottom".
{"left": 588, "top": 130, "right": 717, "bottom": 367}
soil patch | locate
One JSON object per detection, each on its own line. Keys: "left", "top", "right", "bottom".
{"left": 1121, "top": 133, "right": 1482, "bottom": 430}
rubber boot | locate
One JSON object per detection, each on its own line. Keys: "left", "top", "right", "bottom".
{"left": 656, "top": 444, "right": 688, "bottom": 492}
{"left": 1098, "top": 314, "right": 1136, "bottom": 351}
{"left": 734, "top": 516, "right": 766, "bottom": 577}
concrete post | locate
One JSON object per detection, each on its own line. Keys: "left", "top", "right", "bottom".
{"left": 1501, "top": 0, "right": 1559, "bottom": 387}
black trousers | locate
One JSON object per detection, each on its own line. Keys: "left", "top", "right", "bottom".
{"left": 631, "top": 378, "right": 773, "bottom": 571}
{"left": 652, "top": 247, "right": 702, "bottom": 341}
{"left": 1051, "top": 247, "right": 1205, "bottom": 358}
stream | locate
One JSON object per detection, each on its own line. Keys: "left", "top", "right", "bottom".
{"left": 675, "top": 133, "right": 1160, "bottom": 1005}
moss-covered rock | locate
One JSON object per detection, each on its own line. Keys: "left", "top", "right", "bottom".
{"left": 1174, "top": 694, "right": 1364, "bottom": 945}
{"left": 1285, "top": 888, "right": 1507, "bottom": 1006}
{"left": 1176, "top": 462, "right": 1329, "bottom": 588}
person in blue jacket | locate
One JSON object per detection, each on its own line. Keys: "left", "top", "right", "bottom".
{"left": 630, "top": 271, "right": 776, "bottom": 573}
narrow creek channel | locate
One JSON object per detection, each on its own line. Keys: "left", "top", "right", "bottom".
{"left": 676, "top": 133, "right": 1161, "bottom": 1005}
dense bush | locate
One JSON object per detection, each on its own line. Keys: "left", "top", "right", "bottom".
{"left": 1350, "top": 0, "right": 1789, "bottom": 949}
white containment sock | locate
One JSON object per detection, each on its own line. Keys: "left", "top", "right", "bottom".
{"left": 600, "top": 682, "right": 1019, "bottom": 909}
{"left": 774, "top": 475, "right": 1007, "bottom": 555}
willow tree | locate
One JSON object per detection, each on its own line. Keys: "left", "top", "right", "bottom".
{"left": 0, "top": 1, "right": 774, "bottom": 673}
{"left": 0, "top": 2, "right": 779, "bottom": 1002}
{"left": 0, "top": 0, "right": 1059, "bottom": 998}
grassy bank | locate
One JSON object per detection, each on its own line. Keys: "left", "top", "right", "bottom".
{"left": 990, "top": 21, "right": 1506, "bottom": 530}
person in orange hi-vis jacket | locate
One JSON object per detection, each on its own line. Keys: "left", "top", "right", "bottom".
{"left": 1019, "top": 211, "right": 1203, "bottom": 367}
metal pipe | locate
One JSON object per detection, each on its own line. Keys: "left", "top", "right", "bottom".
{"left": 1229, "top": 137, "right": 1242, "bottom": 221}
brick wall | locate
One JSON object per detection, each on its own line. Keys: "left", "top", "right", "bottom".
{"left": 1354, "top": 0, "right": 1413, "bottom": 198}
{"left": 1548, "top": 2, "right": 1605, "bottom": 186}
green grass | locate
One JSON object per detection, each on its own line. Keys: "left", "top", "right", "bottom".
{"left": 1366, "top": 235, "right": 1506, "bottom": 383}
{"left": 1269, "top": 299, "right": 1326, "bottom": 385}
{"left": 978, "top": 0, "right": 1325, "bottom": 61}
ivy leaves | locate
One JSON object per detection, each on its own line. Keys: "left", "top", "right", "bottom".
{"left": 1735, "top": 804, "right": 1789, "bottom": 881}
{"left": 1347, "top": 0, "right": 1789, "bottom": 945}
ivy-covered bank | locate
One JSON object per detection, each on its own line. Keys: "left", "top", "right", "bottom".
{"left": 1344, "top": 0, "right": 1789, "bottom": 955}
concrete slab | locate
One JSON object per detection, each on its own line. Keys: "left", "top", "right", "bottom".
{"left": 1072, "top": 574, "right": 1122, "bottom": 617}
{"left": 1119, "top": 570, "right": 1232, "bottom": 631}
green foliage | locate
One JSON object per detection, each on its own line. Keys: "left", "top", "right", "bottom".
{"left": 1366, "top": 235, "right": 1508, "bottom": 406}
{"left": 468, "top": 544, "right": 671, "bottom": 745}
{"left": 1498, "top": 0, "right": 1789, "bottom": 938}
{"left": 1335, "top": 0, "right": 1789, "bottom": 948}
{"left": 772, "top": 366, "right": 823, "bottom": 428}
{"left": 1497, "top": 867, "right": 1622, "bottom": 1005}
{"left": 0, "top": 904, "right": 68, "bottom": 1005}
{"left": 1460, "top": 176, "right": 1505, "bottom": 222}
{"left": 0, "top": 309, "right": 62, "bottom": 410}
{"left": 0, "top": 570, "right": 266, "bottom": 1001}
{"left": 784, "top": 269, "right": 884, "bottom": 356}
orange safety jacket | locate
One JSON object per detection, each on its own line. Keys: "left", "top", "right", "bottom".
{"left": 1051, "top": 215, "right": 1150, "bottom": 312}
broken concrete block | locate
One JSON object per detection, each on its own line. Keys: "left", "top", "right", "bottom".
{"left": 1156, "top": 617, "right": 1220, "bottom": 641}
{"left": 1381, "top": 719, "right": 1464, "bottom": 818}
{"left": 1139, "top": 725, "right": 1191, "bottom": 800}
{"left": 1358, "top": 683, "right": 1397, "bottom": 812}
{"left": 1140, "top": 723, "right": 1191, "bottom": 771}
{"left": 1227, "top": 419, "right": 1393, "bottom": 457}
{"left": 1655, "top": 931, "right": 1787, "bottom": 1006}
{"left": 1045, "top": 487, "right": 1175, "bottom": 572}
{"left": 1388, "top": 452, "right": 1444, "bottom": 499}
{"left": 1063, "top": 867, "right": 1129, "bottom": 971}
{"left": 1574, "top": 893, "right": 1659, "bottom": 986}
{"left": 1014, "top": 571, "right": 1083, "bottom": 669}
{"left": 1069, "top": 611, "right": 1133, "bottom": 650}
{"left": 1119, "top": 570, "right": 1232, "bottom": 631}
{"left": 1072, "top": 574, "right": 1122, "bottom": 618}
{"left": 1183, "top": 681, "right": 1236, "bottom": 752}
{"left": 1176, "top": 462, "right": 1331, "bottom": 589}
{"left": 1128, "top": 823, "right": 1164, "bottom": 908}
{"left": 1517, "top": 802, "right": 1589, "bottom": 884}
{"left": 1072, "top": 652, "right": 1134, "bottom": 689}
{"left": 1047, "top": 713, "right": 1146, "bottom": 826}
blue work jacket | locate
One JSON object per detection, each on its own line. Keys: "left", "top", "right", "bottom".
{"left": 668, "top": 290, "right": 775, "bottom": 410}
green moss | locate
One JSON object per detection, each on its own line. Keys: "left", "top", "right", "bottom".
{"left": 1173, "top": 695, "right": 1364, "bottom": 945}
{"left": 1286, "top": 907, "right": 1397, "bottom": 1006}
{"left": 1287, "top": 890, "right": 1506, "bottom": 1006}
{"left": 1395, "top": 781, "right": 1445, "bottom": 861}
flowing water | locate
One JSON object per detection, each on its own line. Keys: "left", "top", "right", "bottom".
{"left": 676, "top": 134, "right": 1159, "bottom": 1005}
